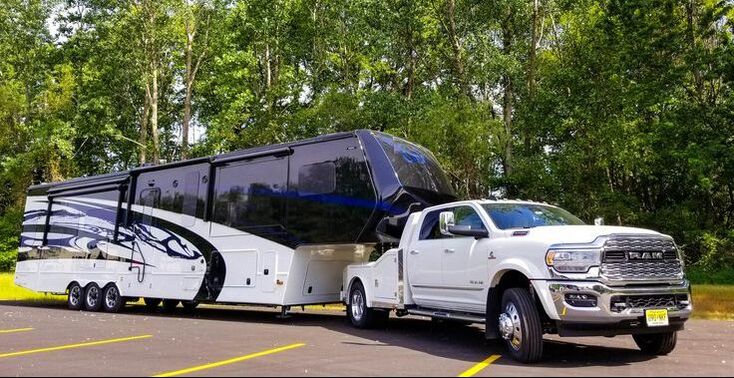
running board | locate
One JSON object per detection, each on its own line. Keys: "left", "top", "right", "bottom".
{"left": 408, "top": 308, "right": 485, "bottom": 324}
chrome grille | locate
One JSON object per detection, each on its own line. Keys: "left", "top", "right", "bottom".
{"left": 601, "top": 236, "right": 684, "bottom": 282}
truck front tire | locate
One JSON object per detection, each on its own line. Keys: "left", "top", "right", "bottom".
{"left": 347, "top": 281, "right": 388, "bottom": 328}
{"left": 633, "top": 332, "right": 677, "bottom": 355}
{"left": 498, "top": 288, "right": 544, "bottom": 363}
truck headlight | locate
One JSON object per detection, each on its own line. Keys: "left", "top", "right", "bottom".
{"left": 545, "top": 249, "right": 602, "bottom": 273}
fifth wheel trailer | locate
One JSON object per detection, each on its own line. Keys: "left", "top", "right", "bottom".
{"left": 14, "top": 130, "right": 456, "bottom": 313}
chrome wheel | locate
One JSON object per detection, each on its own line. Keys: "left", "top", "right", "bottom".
{"left": 351, "top": 290, "right": 365, "bottom": 322}
{"left": 86, "top": 286, "right": 100, "bottom": 308}
{"left": 69, "top": 286, "right": 81, "bottom": 308}
{"left": 499, "top": 302, "right": 523, "bottom": 351}
{"left": 105, "top": 286, "right": 119, "bottom": 309}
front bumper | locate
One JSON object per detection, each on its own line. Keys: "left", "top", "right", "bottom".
{"left": 533, "top": 279, "right": 692, "bottom": 333}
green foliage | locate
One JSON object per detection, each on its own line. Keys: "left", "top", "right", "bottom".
{"left": 0, "top": 0, "right": 733, "bottom": 278}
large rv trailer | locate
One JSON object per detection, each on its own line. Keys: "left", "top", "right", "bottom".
{"left": 15, "top": 130, "right": 456, "bottom": 311}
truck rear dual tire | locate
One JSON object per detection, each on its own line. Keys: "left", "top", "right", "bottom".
{"left": 347, "top": 281, "right": 389, "bottom": 329}
{"left": 498, "top": 288, "right": 544, "bottom": 363}
{"left": 633, "top": 332, "right": 677, "bottom": 355}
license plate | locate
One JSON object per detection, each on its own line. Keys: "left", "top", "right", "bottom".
{"left": 645, "top": 309, "right": 669, "bottom": 327}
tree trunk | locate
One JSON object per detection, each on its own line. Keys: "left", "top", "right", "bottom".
{"left": 528, "top": 0, "right": 539, "bottom": 98}
{"left": 139, "top": 93, "right": 150, "bottom": 165}
{"left": 150, "top": 67, "right": 160, "bottom": 164}
{"left": 182, "top": 21, "right": 194, "bottom": 160}
{"left": 502, "top": 21, "right": 514, "bottom": 177}
{"left": 446, "top": 0, "right": 468, "bottom": 96}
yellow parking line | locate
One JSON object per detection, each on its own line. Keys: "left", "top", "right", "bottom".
{"left": 0, "top": 334, "right": 153, "bottom": 359}
{"left": 153, "top": 343, "right": 306, "bottom": 377}
{"left": 0, "top": 328, "right": 34, "bottom": 334}
{"left": 458, "top": 354, "right": 502, "bottom": 377}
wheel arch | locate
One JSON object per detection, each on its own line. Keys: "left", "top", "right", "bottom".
{"left": 485, "top": 269, "right": 552, "bottom": 339}
{"left": 345, "top": 275, "right": 374, "bottom": 308}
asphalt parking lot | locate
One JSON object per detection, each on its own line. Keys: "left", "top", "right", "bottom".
{"left": 0, "top": 302, "right": 732, "bottom": 377}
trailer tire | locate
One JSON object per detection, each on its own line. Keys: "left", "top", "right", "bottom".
{"left": 633, "top": 332, "right": 677, "bottom": 355}
{"left": 144, "top": 298, "right": 162, "bottom": 311}
{"left": 67, "top": 282, "right": 83, "bottom": 311}
{"left": 102, "top": 284, "right": 124, "bottom": 313}
{"left": 347, "top": 281, "right": 385, "bottom": 329}
{"left": 83, "top": 283, "right": 103, "bottom": 312}
{"left": 498, "top": 288, "right": 544, "bottom": 363}
{"left": 162, "top": 299, "right": 180, "bottom": 313}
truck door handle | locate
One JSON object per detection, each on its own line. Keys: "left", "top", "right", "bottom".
{"left": 410, "top": 250, "right": 419, "bottom": 255}
{"left": 444, "top": 249, "right": 455, "bottom": 254}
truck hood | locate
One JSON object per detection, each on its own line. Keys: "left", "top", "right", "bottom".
{"left": 508, "top": 225, "right": 666, "bottom": 246}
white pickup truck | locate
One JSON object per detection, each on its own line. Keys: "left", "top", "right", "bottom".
{"left": 342, "top": 200, "right": 692, "bottom": 363}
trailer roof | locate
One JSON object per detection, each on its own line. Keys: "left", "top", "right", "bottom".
{"left": 28, "top": 130, "right": 363, "bottom": 194}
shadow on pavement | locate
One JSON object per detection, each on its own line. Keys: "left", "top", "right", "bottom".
{"left": 0, "top": 300, "right": 656, "bottom": 367}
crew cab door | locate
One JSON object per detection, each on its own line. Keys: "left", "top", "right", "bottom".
{"left": 441, "top": 206, "right": 490, "bottom": 313}
{"left": 406, "top": 210, "right": 444, "bottom": 304}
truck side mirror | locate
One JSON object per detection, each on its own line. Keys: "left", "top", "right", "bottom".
{"left": 439, "top": 211, "right": 455, "bottom": 236}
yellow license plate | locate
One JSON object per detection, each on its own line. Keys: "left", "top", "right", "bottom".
{"left": 645, "top": 309, "right": 669, "bottom": 327}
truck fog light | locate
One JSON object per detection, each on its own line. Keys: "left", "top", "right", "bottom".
{"left": 565, "top": 293, "right": 598, "bottom": 308}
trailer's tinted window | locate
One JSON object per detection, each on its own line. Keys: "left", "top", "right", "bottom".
{"left": 135, "top": 164, "right": 208, "bottom": 222}
{"left": 375, "top": 133, "right": 454, "bottom": 196}
{"left": 213, "top": 156, "right": 288, "bottom": 242}
{"left": 299, "top": 162, "right": 336, "bottom": 195}
{"left": 288, "top": 137, "right": 377, "bottom": 245}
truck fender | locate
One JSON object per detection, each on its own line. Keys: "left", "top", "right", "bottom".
{"left": 345, "top": 275, "right": 374, "bottom": 308}
{"left": 485, "top": 260, "right": 557, "bottom": 338}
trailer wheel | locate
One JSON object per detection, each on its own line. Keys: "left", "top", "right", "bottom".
{"left": 347, "top": 281, "right": 386, "bottom": 328}
{"left": 67, "top": 282, "right": 83, "bottom": 311}
{"left": 162, "top": 299, "right": 180, "bottom": 313}
{"left": 102, "top": 284, "right": 124, "bottom": 313}
{"left": 144, "top": 298, "right": 162, "bottom": 311}
{"left": 83, "top": 283, "right": 103, "bottom": 312}
{"left": 633, "top": 332, "right": 677, "bottom": 355}
{"left": 498, "top": 288, "right": 543, "bottom": 363}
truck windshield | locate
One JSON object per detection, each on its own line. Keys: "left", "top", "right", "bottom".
{"left": 375, "top": 132, "right": 455, "bottom": 196}
{"left": 481, "top": 203, "right": 585, "bottom": 230}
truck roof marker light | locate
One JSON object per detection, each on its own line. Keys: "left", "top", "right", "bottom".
{"left": 513, "top": 231, "right": 529, "bottom": 237}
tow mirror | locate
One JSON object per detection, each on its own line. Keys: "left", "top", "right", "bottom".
{"left": 439, "top": 211, "right": 455, "bottom": 236}
{"left": 448, "top": 225, "right": 490, "bottom": 239}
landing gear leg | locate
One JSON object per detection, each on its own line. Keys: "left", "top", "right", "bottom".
{"left": 277, "top": 306, "right": 292, "bottom": 319}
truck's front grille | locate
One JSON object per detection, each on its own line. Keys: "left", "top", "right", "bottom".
{"left": 610, "top": 294, "right": 690, "bottom": 312}
{"left": 601, "top": 236, "right": 684, "bottom": 282}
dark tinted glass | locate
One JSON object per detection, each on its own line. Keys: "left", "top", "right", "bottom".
{"left": 213, "top": 156, "right": 288, "bottom": 241}
{"left": 299, "top": 162, "right": 336, "bottom": 195}
{"left": 375, "top": 132, "right": 454, "bottom": 196}
{"left": 482, "top": 203, "right": 585, "bottom": 230}
{"left": 419, "top": 206, "right": 485, "bottom": 240}
{"left": 288, "top": 137, "right": 377, "bottom": 245}
{"left": 135, "top": 163, "right": 208, "bottom": 220}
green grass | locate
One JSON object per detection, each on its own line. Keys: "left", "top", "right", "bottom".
{"left": 1, "top": 273, "right": 732, "bottom": 320}
{"left": 0, "top": 273, "right": 63, "bottom": 303}
{"left": 691, "top": 284, "right": 734, "bottom": 321}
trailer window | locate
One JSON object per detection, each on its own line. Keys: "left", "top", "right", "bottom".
{"left": 298, "top": 161, "right": 336, "bottom": 195}
{"left": 46, "top": 190, "right": 120, "bottom": 254}
{"left": 213, "top": 157, "right": 288, "bottom": 238}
